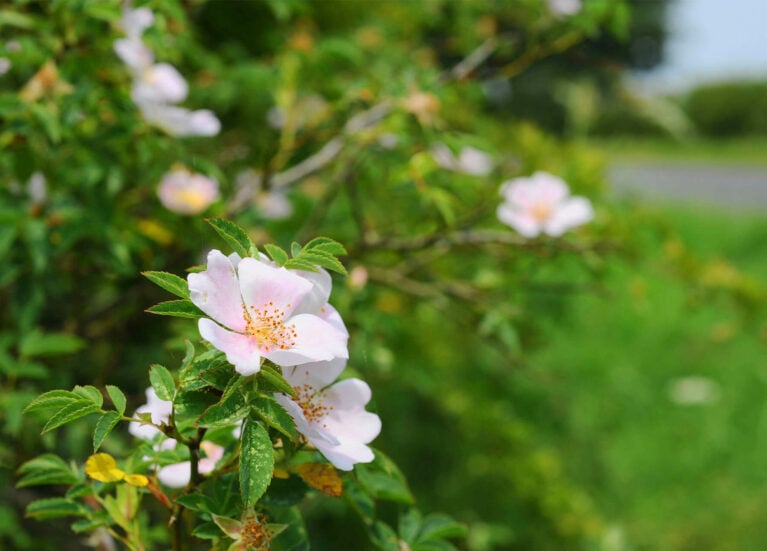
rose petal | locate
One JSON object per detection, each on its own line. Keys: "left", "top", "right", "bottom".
{"left": 198, "top": 318, "right": 262, "bottom": 376}
{"left": 188, "top": 250, "right": 246, "bottom": 332}
{"left": 237, "top": 258, "right": 313, "bottom": 317}
{"left": 264, "top": 314, "right": 348, "bottom": 367}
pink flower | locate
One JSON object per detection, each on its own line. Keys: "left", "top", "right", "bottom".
{"left": 157, "top": 440, "right": 225, "bottom": 488}
{"left": 497, "top": 171, "right": 593, "bottom": 238}
{"left": 547, "top": 0, "right": 582, "bottom": 17}
{"left": 188, "top": 250, "right": 348, "bottom": 376}
{"left": 157, "top": 167, "right": 219, "bottom": 215}
{"left": 274, "top": 358, "right": 381, "bottom": 470}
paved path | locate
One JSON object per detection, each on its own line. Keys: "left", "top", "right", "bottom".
{"left": 609, "top": 163, "right": 767, "bottom": 210}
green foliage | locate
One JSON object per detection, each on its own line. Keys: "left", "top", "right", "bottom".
{"left": 0, "top": 0, "right": 649, "bottom": 549}
{"left": 240, "top": 419, "right": 275, "bottom": 507}
{"left": 684, "top": 81, "right": 767, "bottom": 137}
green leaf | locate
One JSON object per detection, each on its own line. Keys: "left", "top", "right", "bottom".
{"left": 369, "top": 521, "right": 400, "bottom": 551}
{"left": 19, "top": 330, "right": 84, "bottom": 357}
{"left": 251, "top": 395, "right": 296, "bottom": 439}
{"left": 142, "top": 271, "right": 190, "bottom": 299}
{"left": 73, "top": 385, "right": 103, "bottom": 407}
{"left": 149, "top": 364, "right": 176, "bottom": 401}
{"left": 146, "top": 299, "right": 205, "bottom": 319}
{"left": 193, "top": 521, "right": 222, "bottom": 540}
{"left": 93, "top": 411, "right": 121, "bottom": 451}
{"left": 174, "top": 390, "right": 219, "bottom": 420}
{"left": 17, "top": 454, "right": 79, "bottom": 487}
{"left": 295, "top": 250, "right": 347, "bottom": 275}
{"left": 399, "top": 508, "right": 423, "bottom": 544}
{"left": 207, "top": 218, "right": 254, "bottom": 258}
{"left": 198, "top": 392, "right": 248, "bottom": 428}
{"left": 106, "top": 385, "right": 126, "bottom": 415}
{"left": 259, "top": 365, "right": 296, "bottom": 397}
{"left": 240, "top": 420, "right": 274, "bottom": 507}
{"left": 175, "top": 493, "right": 215, "bottom": 513}
{"left": 416, "top": 514, "right": 466, "bottom": 542}
{"left": 264, "top": 244, "right": 289, "bottom": 265}
{"left": 26, "top": 498, "right": 87, "bottom": 520}
{"left": 412, "top": 541, "right": 457, "bottom": 551}
{"left": 304, "top": 237, "right": 347, "bottom": 256}
{"left": 262, "top": 476, "right": 309, "bottom": 508}
{"left": 41, "top": 400, "right": 101, "bottom": 434}
{"left": 356, "top": 450, "right": 414, "bottom": 504}
{"left": 290, "top": 242, "right": 302, "bottom": 258}
{"left": 269, "top": 507, "right": 310, "bottom": 551}
{"left": 283, "top": 259, "right": 319, "bottom": 272}
{"left": 71, "top": 518, "right": 107, "bottom": 534}
{"left": 23, "top": 390, "right": 81, "bottom": 413}
{"left": 180, "top": 340, "right": 196, "bottom": 372}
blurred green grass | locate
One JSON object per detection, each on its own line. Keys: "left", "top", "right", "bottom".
{"left": 585, "top": 138, "right": 767, "bottom": 166}
{"left": 527, "top": 204, "right": 767, "bottom": 550}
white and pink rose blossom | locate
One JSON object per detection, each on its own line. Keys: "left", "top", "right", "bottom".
{"left": 274, "top": 358, "right": 381, "bottom": 471}
{"left": 114, "top": 6, "right": 220, "bottom": 137}
{"left": 497, "top": 171, "right": 593, "bottom": 238}
{"left": 188, "top": 250, "right": 348, "bottom": 376}
{"left": 157, "top": 167, "right": 219, "bottom": 215}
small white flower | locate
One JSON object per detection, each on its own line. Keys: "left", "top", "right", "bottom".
{"left": 26, "top": 172, "right": 46, "bottom": 205}
{"left": 119, "top": 6, "right": 154, "bottom": 39}
{"left": 157, "top": 167, "right": 219, "bottom": 215}
{"left": 275, "top": 358, "right": 381, "bottom": 471}
{"left": 547, "top": 0, "right": 582, "bottom": 17}
{"left": 0, "top": 57, "right": 11, "bottom": 76}
{"left": 431, "top": 144, "right": 493, "bottom": 176}
{"left": 139, "top": 102, "right": 221, "bottom": 137}
{"left": 128, "top": 387, "right": 172, "bottom": 440}
{"left": 497, "top": 171, "right": 593, "bottom": 238}
{"left": 188, "top": 250, "right": 348, "bottom": 376}
{"left": 131, "top": 63, "right": 188, "bottom": 105}
{"left": 114, "top": 38, "right": 153, "bottom": 73}
{"left": 668, "top": 376, "right": 720, "bottom": 406}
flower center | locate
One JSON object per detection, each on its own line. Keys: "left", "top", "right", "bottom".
{"left": 240, "top": 513, "right": 271, "bottom": 550}
{"left": 242, "top": 301, "right": 298, "bottom": 353}
{"left": 530, "top": 201, "right": 553, "bottom": 222}
{"left": 295, "top": 383, "right": 334, "bottom": 425}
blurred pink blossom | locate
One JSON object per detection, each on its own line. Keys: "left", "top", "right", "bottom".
{"left": 157, "top": 167, "right": 219, "bottom": 215}
{"left": 497, "top": 171, "right": 593, "bottom": 238}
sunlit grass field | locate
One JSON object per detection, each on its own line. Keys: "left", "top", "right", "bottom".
{"left": 587, "top": 138, "right": 767, "bottom": 166}
{"left": 528, "top": 203, "right": 767, "bottom": 549}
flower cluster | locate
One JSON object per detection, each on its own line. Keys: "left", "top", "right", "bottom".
{"left": 128, "top": 248, "right": 379, "bottom": 485}
{"left": 496, "top": 171, "right": 593, "bottom": 238}
{"left": 114, "top": 5, "right": 220, "bottom": 137}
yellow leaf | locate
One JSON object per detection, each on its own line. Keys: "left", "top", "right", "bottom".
{"left": 85, "top": 453, "right": 126, "bottom": 483}
{"left": 124, "top": 474, "right": 149, "bottom": 487}
{"left": 273, "top": 467, "right": 290, "bottom": 480}
{"left": 295, "top": 462, "right": 343, "bottom": 497}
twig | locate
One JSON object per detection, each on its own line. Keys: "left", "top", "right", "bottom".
{"left": 438, "top": 37, "right": 498, "bottom": 82}
{"left": 230, "top": 38, "right": 501, "bottom": 212}
{"left": 363, "top": 228, "right": 612, "bottom": 254}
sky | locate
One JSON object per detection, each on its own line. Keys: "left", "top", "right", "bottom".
{"left": 632, "top": 0, "right": 767, "bottom": 94}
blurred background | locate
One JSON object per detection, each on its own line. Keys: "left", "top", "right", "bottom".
{"left": 2, "top": 1, "right": 767, "bottom": 550}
